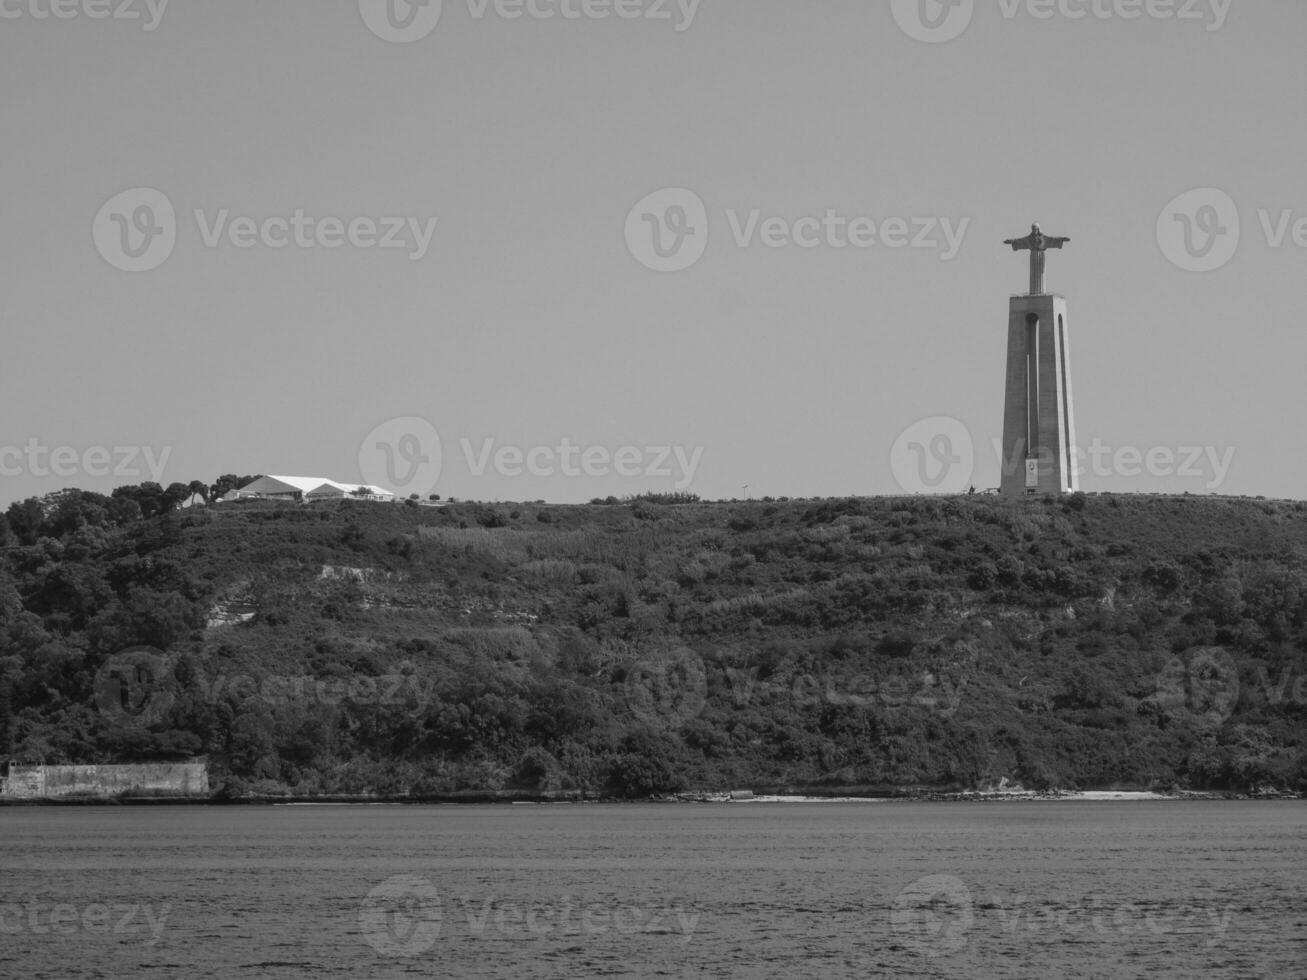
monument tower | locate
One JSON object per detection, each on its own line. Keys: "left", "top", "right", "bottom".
{"left": 1000, "top": 224, "right": 1079, "bottom": 496}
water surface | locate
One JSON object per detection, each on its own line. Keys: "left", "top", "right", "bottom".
{"left": 1, "top": 801, "right": 1301, "bottom": 978}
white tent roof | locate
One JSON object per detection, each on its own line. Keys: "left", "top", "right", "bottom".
{"left": 242, "top": 476, "right": 394, "bottom": 498}
{"left": 260, "top": 475, "right": 337, "bottom": 493}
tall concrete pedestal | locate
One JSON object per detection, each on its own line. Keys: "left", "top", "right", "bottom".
{"left": 1000, "top": 293, "right": 1078, "bottom": 496}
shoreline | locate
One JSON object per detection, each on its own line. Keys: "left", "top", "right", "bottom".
{"left": 0, "top": 789, "right": 1300, "bottom": 807}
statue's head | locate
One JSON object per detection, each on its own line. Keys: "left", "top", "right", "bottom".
{"left": 1031, "top": 223, "right": 1041, "bottom": 233}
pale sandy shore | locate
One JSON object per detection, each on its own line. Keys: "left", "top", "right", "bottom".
{"left": 671, "top": 789, "right": 1299, "bottom": 803}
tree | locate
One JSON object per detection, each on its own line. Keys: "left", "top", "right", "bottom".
{"left": 4, "top": 498, "right": 44, "bottom": 546}
{"left": 112, "top": 483, "right": 167, "bottom": 519}
{"left": 44, "top": 489, "right": 112, "bottom": 538}
{"left": 209, "top": 475, "right": 257, "bottom": 501}
{"left": 164, "top": 483, "right": 192, "bottom": 511}
{"left": 107, "top": 496, "right": 143, "bottom": 525}
{"left": 0, "top": 680, "right": 13, "bottom": 754}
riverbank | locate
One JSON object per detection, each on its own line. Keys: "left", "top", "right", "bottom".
{"left": 2, "top": 788, "right": 1301, "bottom": 806}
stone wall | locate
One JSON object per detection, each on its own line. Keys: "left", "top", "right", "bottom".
{"left": 0, "top": 762, "right": 209, "bottom": 799}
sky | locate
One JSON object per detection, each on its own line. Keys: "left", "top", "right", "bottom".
{"left": 1, "top": 0, "right": 1304, "bottom": 505}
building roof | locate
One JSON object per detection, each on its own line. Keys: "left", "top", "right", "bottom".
{"left": 240, "top": 475, "right": 394, "bottom": 498}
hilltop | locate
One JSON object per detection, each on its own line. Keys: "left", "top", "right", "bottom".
{"left": 1, "top": 490, "right": 1305, "bottom": 798}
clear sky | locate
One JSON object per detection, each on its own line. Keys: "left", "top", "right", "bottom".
{"left": 1, "top": 0, "right": 1303, "bottom": 505}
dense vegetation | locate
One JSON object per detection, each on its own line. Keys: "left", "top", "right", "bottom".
{"left": 2, "top": 485, "right": 1306, "bottom": 798}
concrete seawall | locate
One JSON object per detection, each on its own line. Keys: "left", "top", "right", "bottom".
{"left": 0, "top": 762, "right": 209, "bottom": 799}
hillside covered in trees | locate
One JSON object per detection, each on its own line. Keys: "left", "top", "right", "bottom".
{"left": 1, "top": 487, "right": 1306, "bottom": 798}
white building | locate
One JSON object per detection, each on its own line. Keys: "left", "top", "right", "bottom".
{"left": 231, "top": 475, "right": 395, "bottom": 503}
